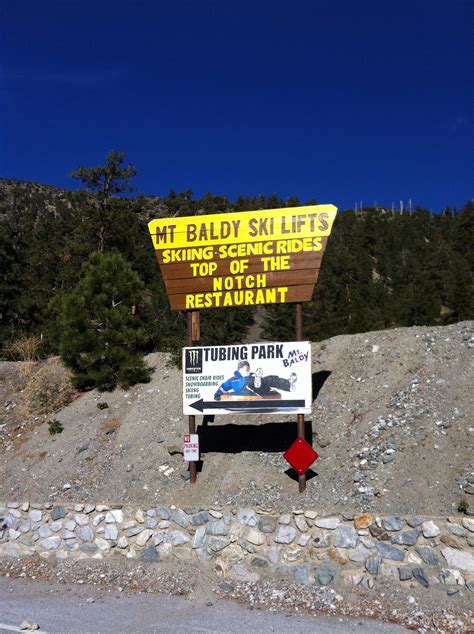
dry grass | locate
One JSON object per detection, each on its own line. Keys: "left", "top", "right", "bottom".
{"left": 99, "top": 418, "right": 121, "bottom": 433}
{"left": 2, "top": 356, "right": 77, "bottom": 452}
{"left": 5, "top": 335, "right": 42, "bottom": 362}
{"left": 17, "top": 361, "right": 37, "bottom": 387}
{"left": 16, "top": 358, "right": 76, "bottom": 419}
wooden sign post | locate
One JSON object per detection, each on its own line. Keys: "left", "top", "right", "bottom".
{"left": 295, "top": 303, "right": 306, "bottom": 492}
{"left": 148, "top": 204, "right": 337, "bottom": 491}
{"left": 186, "top": 311, "right": 199, "bottom": 484}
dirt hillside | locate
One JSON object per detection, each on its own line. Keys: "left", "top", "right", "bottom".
{"left": 1, "top": 321, "right": 473, "bottom": 515}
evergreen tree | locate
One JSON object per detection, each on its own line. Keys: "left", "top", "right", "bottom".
{"left": 262, "top": 304, "right": 297, "bottom": 341}
{"left": 0, "top": 221, "right": 26, "bottom": 345}
{"left": 71, "top": 151, "right": 137, "bottom": 251}
{"left": 2, "top": 174, "right": 473, "bottom": 357}
{"left": 59, "top": 252, "right": 150, "bottom": 390}
{"left": 450, "top": 255, "right": 473, "bottom": 321}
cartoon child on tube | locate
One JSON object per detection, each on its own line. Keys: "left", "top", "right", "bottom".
{"left": 214, "top": 360, "right": 297, "bottom": 400}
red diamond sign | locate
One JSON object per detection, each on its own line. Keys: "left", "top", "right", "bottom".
{"left": 284, "top": 437, "right": 319, "bottom": 475}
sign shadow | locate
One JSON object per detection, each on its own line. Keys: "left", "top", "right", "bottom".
{"left": 197, "top": 419, "right": 313, "bottom": 454}
{"left": 312, "top": 370, "right": 331, "bottom": 400}
{"left": 285, "top": 467, "right": 318, "bottom": 482}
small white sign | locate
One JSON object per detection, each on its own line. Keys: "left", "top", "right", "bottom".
{"left": 183, "top": 434, "right": 199, "bottom": 461}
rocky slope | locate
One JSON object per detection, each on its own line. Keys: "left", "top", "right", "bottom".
{"left": 1, "top": 321, "right": 473, "bottom": 515}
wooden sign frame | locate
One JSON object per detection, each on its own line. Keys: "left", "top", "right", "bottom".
{"left": 148, "top": 205, "right": 337, "bottom": 311}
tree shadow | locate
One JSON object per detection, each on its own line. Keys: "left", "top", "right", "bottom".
{"left": 197, "top": 419, "right": 313, "bottom": 453}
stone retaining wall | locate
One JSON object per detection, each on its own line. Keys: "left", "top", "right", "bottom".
{"left": 1, "top": 502, "right": 473, "bottom": 591}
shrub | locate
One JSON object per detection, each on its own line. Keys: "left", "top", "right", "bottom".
{"left": 47, "top": 419, "right": 63, "bottom": 435}
{"left": 15, "top": 358, "right": 76, "bottom": 419}
{"left": 26, "top": 360, "right": 75, "bottom": 415}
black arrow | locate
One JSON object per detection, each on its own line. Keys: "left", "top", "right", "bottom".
{"left": 189, "top": 399, "right": 306, "bottom": 412}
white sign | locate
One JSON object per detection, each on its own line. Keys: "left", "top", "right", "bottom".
{"left": 183, "top": 434, "right": 199, "bottom": 461}
{"left": 182, "top": 341, "right": 312, "bottom": 416}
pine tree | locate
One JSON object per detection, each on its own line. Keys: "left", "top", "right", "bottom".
{"left": 59, "top": 252, "right": 150, "bottom": 390}
{"left": 71, "top": 151, "right": 137, "bottom": 252}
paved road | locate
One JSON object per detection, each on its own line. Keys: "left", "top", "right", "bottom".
{"left": 0, "top": 577, "right": 408, "bottom": 633}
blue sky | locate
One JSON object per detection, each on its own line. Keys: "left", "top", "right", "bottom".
{"left": 1, "top": 0, "right": 472, "bottom": 211}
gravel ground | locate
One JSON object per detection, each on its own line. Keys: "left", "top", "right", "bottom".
{"left": 1, "top": 321, "right": 473, "bottom": 631}
{"left": 1, "top": 321, "right": 473, "bottom": 515}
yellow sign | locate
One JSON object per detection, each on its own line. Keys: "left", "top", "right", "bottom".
{"left": 149, "top": 205, "right": 337, "bottom": 249}
{"left": 148, "top": 205, "right": 337, "bottom": 310}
